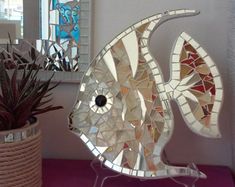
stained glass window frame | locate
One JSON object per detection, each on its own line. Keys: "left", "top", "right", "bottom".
{"left": 39, "top": 0, "right": 92, "bottom": 82}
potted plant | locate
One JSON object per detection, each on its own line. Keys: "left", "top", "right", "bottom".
{"left": 0, "top": 48, "right": 63, "bottom": 186}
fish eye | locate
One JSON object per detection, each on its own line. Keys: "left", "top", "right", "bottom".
{"left": 89, "top": 89, "right": 113, "bottom": 114}
{"left": 95, "top": 95, "right": 107, "bottom": 107}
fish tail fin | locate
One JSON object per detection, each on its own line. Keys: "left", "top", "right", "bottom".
{"left": 165, "top": 32, "right": 223, "bottom": 138}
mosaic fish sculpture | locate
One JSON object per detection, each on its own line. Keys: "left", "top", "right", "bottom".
{"left": 69, "top": 9, "right": 223, "bottom": 179}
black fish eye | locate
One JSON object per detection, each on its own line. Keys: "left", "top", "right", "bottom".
{"left": 95, "top": 95, "right": 107, "bottom": 107}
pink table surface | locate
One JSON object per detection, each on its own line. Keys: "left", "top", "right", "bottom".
{"left": 42, "top": 159, "right": 235, "bottom": 187}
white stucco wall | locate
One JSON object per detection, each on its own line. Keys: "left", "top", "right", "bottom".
{"left": 24, "top": 0, "right": 232, "bottom": 168}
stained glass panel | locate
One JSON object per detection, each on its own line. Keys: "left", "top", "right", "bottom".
{"left": 50, "top": 0, "right": 80, "bottom": 44}
{"left": 38, "top": 0, "right": 91, "bottom": 74}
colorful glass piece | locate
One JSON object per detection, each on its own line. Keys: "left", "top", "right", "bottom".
{"left": 69, "top": 9, "right": 223, "bottom": 180}
{"left": 52, "top": 0, "right": 80, "bottom": 44}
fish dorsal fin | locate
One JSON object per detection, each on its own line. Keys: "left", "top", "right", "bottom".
{"left": 167, "top": 32, "right": 223, "bottom": 138}
{"left": 95, "top": 10, "right": 199, "bottom": 81}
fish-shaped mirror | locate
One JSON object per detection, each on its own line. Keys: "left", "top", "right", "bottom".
{"left": 69, "top": 9, "right": 223, "bottom": 179}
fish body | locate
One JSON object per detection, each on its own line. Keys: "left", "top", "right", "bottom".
{"left": 69, "top": 9, "right": 223, "bottom": 179}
